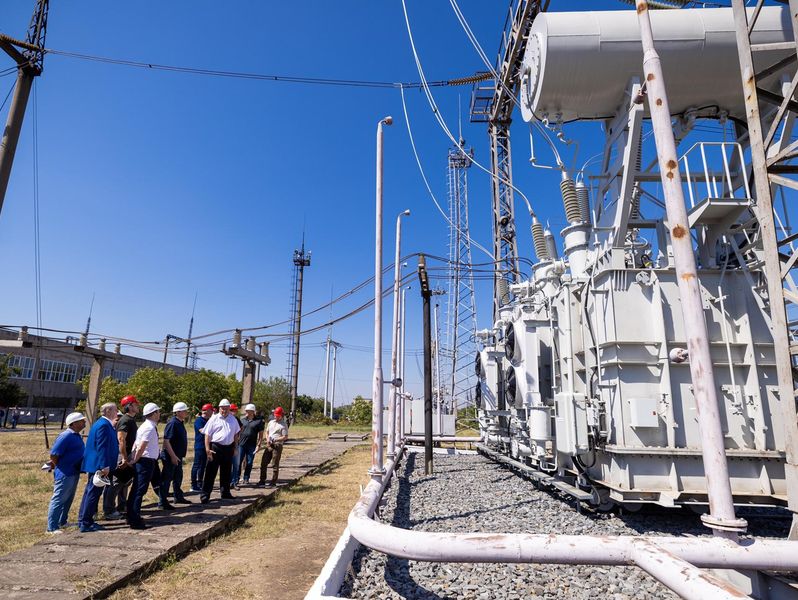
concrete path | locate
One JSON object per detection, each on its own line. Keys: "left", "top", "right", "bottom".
{"left": 0, "top": 438, "right": 363, "bottom": 599}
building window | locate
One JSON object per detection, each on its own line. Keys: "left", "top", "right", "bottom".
{"left": 38, "top": 359, "right": 78, "bottom": 383}
{"left": 7, "top": 355, "right": 35, "bottom": 379}
{"left": 113, "top": 370, "right": 133, "bottom": 383}
{"left": 78, "top": 364, "right": 92, "bottom": 380}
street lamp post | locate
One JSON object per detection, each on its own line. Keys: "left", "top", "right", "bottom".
{"left": 370, "top": 115, "right": 392, "bottom": 482}
{"left": 388, "top": 209, "right": 411, "bottom": 460}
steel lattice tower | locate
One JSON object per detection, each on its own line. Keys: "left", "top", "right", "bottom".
{"left": 286, "top": 243, "right": 311, "bottom": 420}
{"left": 444, "top": 139, "right": 479, "bottom": 412}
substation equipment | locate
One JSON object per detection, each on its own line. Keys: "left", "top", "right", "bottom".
{"left": 474, "top": 4, "right": 798, "bottom": 526}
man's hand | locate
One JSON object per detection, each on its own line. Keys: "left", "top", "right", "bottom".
{"left": 101, "top": 467, "right": 110, "bottom": 476}
{"left": 171, "top": 455, "right": 179, "bottom": 466}
{"left": 207, "top": 449, "right": 216, "bottom": 462}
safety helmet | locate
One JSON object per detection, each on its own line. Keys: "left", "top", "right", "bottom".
{"left": 274, "top": 406, "right": 284, "bottom": 418}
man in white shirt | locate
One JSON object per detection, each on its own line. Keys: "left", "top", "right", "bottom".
{"left": 257, "top": 406, "right": 288, "bottom": 488}
{"left": 200, "top": 399, "right": 241, "bottom": 503}
{"left": 126, "top": 402, "right": 161, "bottom": 530}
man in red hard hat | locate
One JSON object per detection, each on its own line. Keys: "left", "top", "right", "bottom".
{"left": 257, "top": 406, "right": 288, "bottom": 488}
{"left": 191, "top": 403, "right": 213, "bottom": 492}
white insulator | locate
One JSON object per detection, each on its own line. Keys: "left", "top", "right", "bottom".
{"left": 497, "top": 277, "right": 511, "bottom": 307}
{"left": 560, "top": 178, "right": 581, "bottom": 223}
{"left": 544, "top": 228, "right": 558, "bottom": 260}
{"left": 531, "top": 220, "right": 549, "bottom": 261}
{"left": 575, "top": 181, "right": 590, "bottom": 224}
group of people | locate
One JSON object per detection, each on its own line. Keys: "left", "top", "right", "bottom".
{"left": 45, "top": 396, "right": 288, "bottom": 533}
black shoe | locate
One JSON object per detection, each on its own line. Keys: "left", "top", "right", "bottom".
{"left": 200, "top": 495, "right": 210, "bottom": 504}
{"left": 128, "top": 521, "right": 147, "bottom": 530}
{"left": 174, "top": 497, "right": 192, "bottom": 504}
{"left": 265, "top": 482, "right": 276, "bottom": 488}
{"left": 255, "top": 481, "right": 265, "bottom": 488}
{"left": 158, "top": 503, "right": 176, "bottom": 511}
{"left": 220, "top": 493, "right": 235, "bottom": 500}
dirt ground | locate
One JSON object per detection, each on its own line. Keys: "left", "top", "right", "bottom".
{"left": 109, "top": 444, "right": 371, "bottom": 600}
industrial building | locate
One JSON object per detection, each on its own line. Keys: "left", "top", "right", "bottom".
{"left": 1, "top": 327, "right": 185, "bottom": 409}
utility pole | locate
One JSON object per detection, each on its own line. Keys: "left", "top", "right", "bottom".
{"left": 418, "top": 254, "right": 433, "bottom": 475}
{"left": 433, "top": 301, "right": 443, "bottom": 435}
{"left": 73, "top": 336, "right": 117, "bottom": 425}
{"left": 222, "top": 330, "right": 271, "bottom": 408}
{"left": 330, "top": 342, "right": 339, "bottom": 420}
{"left": 0, "top": 0, "right": 49, "bottom": 220}
{"left": 369, "top": 115, "right": 392, "bottom": 482}
{"left": 287, "top": 243, "right": 311, "bottom": 424}
{"left": 323, "top": 333, "right": 332, "bottom": 417}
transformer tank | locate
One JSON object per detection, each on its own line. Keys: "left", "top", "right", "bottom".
{"left": 476, "top": 5, "right": 793, "bottom": 511}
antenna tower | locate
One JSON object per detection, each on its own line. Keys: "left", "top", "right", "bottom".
{"left": 286, "top": 242, "right": 311, "bottom": 421}
{"left": 444, "top": 138, "right": 478, "bottom": 412}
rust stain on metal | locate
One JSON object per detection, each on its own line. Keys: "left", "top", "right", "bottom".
{"left": 637, "top": 2, "right": 648, "bottom": 13}
{"left": 666, "top": 160, "right": 677, "bottom": 170}
{"left": 666, "top": 172, "right": 674, "bottom": 179}
{"left": 655, "top": 98, "right": 662, "bottom": 106}
{"left": 681, "top": 273, "right": 695, "bottom": 281}
{"left": 672, "top": 225, "right": 687, "bottom": 239}
{"left": 646, "top": 72, "right": 655, "bottom": 81}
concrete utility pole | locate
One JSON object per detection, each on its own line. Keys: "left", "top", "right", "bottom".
{"left": 369, "top": 115, "right": 392, "bottom": 482}
{"left": 330, "top": 342, "right": 339, "bottom": 419}
{"left": 288, "top": 244, "right": 311, "bottom": 424}
{"left": 418, "top": 254, "right": 433, "bottom": 475}
{"left": 73, "top": 336, "right": 117, "bottom": 425}
{"left": 0, "top": 0, "right": 49, "bottom": 220}
{"left": 323, "top": 334, "right": 332, "bottom": 417}
{"left": 222, "top": 330, "right": 271, "bottom": 408}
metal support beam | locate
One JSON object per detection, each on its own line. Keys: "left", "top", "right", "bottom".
{"left": 419, "top": 254, "right": 434, "bottom": 475}
{"left": 732, "top": 0, "right": 798, "bottom": 535}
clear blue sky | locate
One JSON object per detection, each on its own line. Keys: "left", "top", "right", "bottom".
{"left": 0, "top": 0, "right": 641, "bottom": 402}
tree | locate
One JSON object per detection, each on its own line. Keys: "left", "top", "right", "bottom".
{"left": 252, "top": 376, "right": 291, "bottom": 415}
{"left": 0, "top": 355, "right": 27, "bottom": 407}
{"left": 76, "top": 375, "right": 129, "bottom": 417}
{"left": 126, "top": 367, "right": 180, "bottom": 411}
{"left": 342, "top": 395, "right": 372, "bottom": 426}
{"left": 174, "top": 369, "right": 230, "bottom": 415}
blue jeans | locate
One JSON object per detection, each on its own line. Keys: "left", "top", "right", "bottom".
{"left": 47, "top": 474, "right": 79, "bottom": 531}
{"left": 191, "top": 446, "right": 207, "bottom": 490}
{"left": 239, "top": 445, "right": 257, "bottom": 482}
{"left": 230, "top": 446, "right": 241, "bottom": 485}
{"left": 77, "top": 473, "right": 105, "bottom": 529}
{"left": 127, "top": 458, "right": 156, "bottom": 525}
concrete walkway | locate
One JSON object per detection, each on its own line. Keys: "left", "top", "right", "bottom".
{"left": 0, "top": 438, "right": 363, "bottom": 599}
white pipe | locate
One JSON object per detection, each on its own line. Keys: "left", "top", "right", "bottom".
{"left": 405, "top": 435, "right": 483, "bottom": 443}
{"left": 371, "top": 115, "right": 392, "bottom": 481}
{"left": 398, "top": 287, "right": 408, "bottom": 442}
{"left": 630, "top": 540, "right": 749, "bottom": 600}
{"left": 348, "top": 506, "right": 798, "bottom": 571}
{"left": 388, "top": 210, "right": 410, "bottom": 460}
{"left": 635, "top": 0, "right": 744, "bottom": 538}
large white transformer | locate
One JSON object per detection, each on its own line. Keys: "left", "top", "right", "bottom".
{"left": 476, "top": 6, "right": 794, "bottom": 510}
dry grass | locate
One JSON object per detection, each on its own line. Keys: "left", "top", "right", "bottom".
{"left": 109, "top": 444, "right": 372, "bottom": 600}
{"left": 0, "top": 423, "right": 366, "bottom": 557}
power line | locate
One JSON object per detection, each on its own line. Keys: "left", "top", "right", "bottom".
{"left": 43, "top": 47, "right": 456, "bottom": 90}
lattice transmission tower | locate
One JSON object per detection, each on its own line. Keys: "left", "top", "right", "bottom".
{"left": 286, "top": 242, "right": 311, "bottom": 421}
{"left": 444, "top": 138, "right": 479, "bottom": 412}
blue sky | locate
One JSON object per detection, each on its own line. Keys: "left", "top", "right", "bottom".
{"left": 0, "top": 0, "right": 656, "bottom": 402}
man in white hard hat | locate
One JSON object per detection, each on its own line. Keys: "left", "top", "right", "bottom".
{"left": 126, "top": 402, "right": 161, "bottom": 529}
{"left": 45, "top": 412, "right": 86, "bottom": 533}
{"left": 200, "top": 399, "right": 240, "bottom": 503}
{"left": 235, "top": 403, "right": 264, "bottom": 487}
{"left": 78, "top": 402, "right": 119, "bottom": 533}
{"left": 159, "top": 402, "right": 191, "bottom": 507}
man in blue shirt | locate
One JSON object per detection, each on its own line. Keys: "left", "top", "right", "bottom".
{"left": 77, "top": 402, "right": 119, "bottom": 533}
{"left": 191, "top": 403, "right": 213, "bottom": 491}
{"left": 45, "top": 412, "right": 86, "bottom": 533}
{"left": 159, "top": 402, "right": 190, "bottom": 507}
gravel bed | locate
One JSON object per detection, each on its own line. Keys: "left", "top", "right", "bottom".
{"left": 340, "top": 451, "right": 790, "bottom": 599}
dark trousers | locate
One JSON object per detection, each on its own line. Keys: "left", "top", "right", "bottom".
{"left": 127, "top": 457, "right": 156, "bottom": 525}
{"left": 191, "top": 446, "right": 207, "bottom": 490}
{"left": 78, "top": 473, "right": 105, "bottom": 529}
{"left": 159, "top": 455, "right": 186, "bottom": 505}
{"left": 201, "top": 442, "right": 234, "bottom": 499}
{"left": 258, "top": 444, "right": 283, "bottom": 485}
